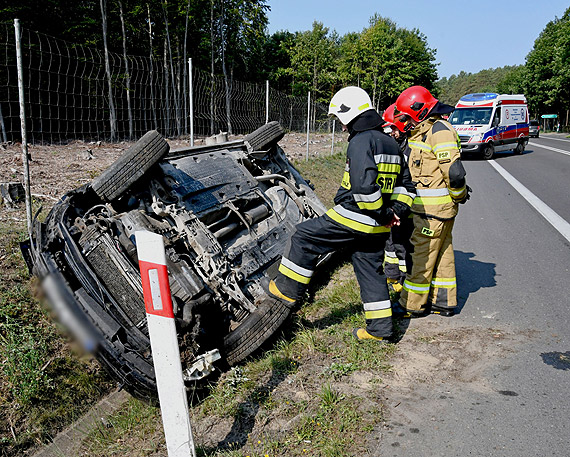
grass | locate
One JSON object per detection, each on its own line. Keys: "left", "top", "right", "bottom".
{"left": 76, "top": 218, "right": 395, "bottom": 457}
{"left": 0, "top": 212, "right": 114, "bottom": 456}
{"left": 80, "top": 266, "right": 393, "bottom": 456}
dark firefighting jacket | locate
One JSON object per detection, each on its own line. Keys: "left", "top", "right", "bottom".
{"left": 326, "top": 110, "right": 416, "bottom": 233}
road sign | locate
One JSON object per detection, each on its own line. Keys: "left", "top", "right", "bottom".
{"left": 541, "top": 114, "right": 558, "bottom": 118}
{"left": 136, "top": 231, "right": 196, "bottom": 457}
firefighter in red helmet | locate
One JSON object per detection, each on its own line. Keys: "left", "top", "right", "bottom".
{"left": 393, "top": 86, "right": 471, "bottom": 317}
{"left": 381, "top": 103, "right": 415, "bottom": 298}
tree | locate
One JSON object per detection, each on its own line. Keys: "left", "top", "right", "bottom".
{"left": 284, "top": 22, "right": 339, "bottom": 101}
{"left": 524, "top": 7, "right": 570, "bottom": 122}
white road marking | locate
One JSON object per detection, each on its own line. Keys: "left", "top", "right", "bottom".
{"left": 528, "top": 142, "right": 570, "bottom": 156}
{"left": 536, "top": 136, "right": 570, "bottom": 143}
{"left": 488, "top": 160, "right": 570, "bottom": 243}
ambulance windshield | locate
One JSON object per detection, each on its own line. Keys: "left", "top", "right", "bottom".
{"left": 449, "top": 108, "right": 493, "bottom": 126}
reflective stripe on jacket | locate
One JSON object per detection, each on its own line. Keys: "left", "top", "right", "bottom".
{"left": 408, "top": 116, "right": 466, "bottom": 219}
{"left": 333, "top": 128, "right": 415, "bottom": 231}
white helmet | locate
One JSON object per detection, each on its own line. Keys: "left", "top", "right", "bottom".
{"left": 328, "top": 86, "right": 374, "bottom": 125}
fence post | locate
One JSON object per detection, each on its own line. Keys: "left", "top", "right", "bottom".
{"left": 331, "top": 119, "right": 335, "bottom": 155}
{"left": 14, "top": 19, "right": 33, "bottom": 237}
{"left": 306, "top": 91, "right": 310, "bottom": 161}
{"left": 100, "top": 0, "right": 117, "bottom": 140}
{"left": 189, "top": 58, "right": 194, "bottom": 147}
{"left": 135, "top": 231, "right": 196, "bottom": 457}
{"left": 265, "top": 80, "right": 269, "bottom": 124}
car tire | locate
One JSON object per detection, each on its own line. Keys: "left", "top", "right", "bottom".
{"left": 514, "top": 141, "right": 524, "bottom": 155}
{"left": 244, "top": 121, "right": 285, "bottom": 152}
{"left": 91, "top": 130, "right": 170, "bottom": 201}
{"left": 223, "top": 295, "right": 291, "bottom": 365}
{"left": 482, "top": 143, "right": 495, "bottom": 160}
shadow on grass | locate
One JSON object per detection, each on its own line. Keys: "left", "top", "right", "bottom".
{"left": 208, "top": 362, "right": 291, "bottom": 453}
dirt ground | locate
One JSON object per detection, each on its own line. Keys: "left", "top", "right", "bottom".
{"left": 0, "top": 131, "right": 341, "bottom": 220}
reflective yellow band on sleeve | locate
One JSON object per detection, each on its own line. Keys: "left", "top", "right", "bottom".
{"left": 357, "top": 199, "right": 383, "bottom": 210}
{"left": 449, "top": 186, "right": 466, "bottom": 197}
{"left": 409, "top": 140, "right": 432, "bottom": 152}
{"left": 391, "top": 193, "right": 414, "bottom": 206}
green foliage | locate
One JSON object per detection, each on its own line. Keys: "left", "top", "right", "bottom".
{"left": 280, "top": 15, "right": 438, "bottom": 106}
{"left": 524, "top": 7, "right": 570, "bottom": 118}
{"left": 284, "top": 22, "right": 339, "bottom": 101}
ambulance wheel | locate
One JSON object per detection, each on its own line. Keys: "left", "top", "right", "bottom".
{"left": 482, "top": 143, "right": 495, "bottom": 160}
{"left": 514, "top": 141, "right": 524, "bottom": 155}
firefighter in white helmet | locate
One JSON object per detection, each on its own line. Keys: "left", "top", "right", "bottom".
{"left": 393, "top": 85, "right": 471, "bottom": 317}
{"left": 267, "top": 86, "right": 416, "bottom": 341}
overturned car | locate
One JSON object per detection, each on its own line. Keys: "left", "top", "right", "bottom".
{"left": 22, "top": 122, "right": 326, "bottom": 399}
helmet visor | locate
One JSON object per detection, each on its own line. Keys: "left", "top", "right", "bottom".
{"left": 393, "top": 108, "right": 413, "bottom": 131}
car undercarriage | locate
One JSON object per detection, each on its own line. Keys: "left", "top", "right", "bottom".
{"left": 22, "top": 122, "right": 326, "bottom": 399}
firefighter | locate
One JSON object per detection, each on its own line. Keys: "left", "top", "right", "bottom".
{"left": 381, "top": 103, "right": 415, "bottom": 298}
{"left": 393, "top": 86, "right": 471, "bottom": 317}
{"left": 267, "top": 86, "right": 415, "bottom": 341}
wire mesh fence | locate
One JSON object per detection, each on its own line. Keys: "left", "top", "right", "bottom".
{"left": 0, "top": 22, "right": 342, "bottom": 155}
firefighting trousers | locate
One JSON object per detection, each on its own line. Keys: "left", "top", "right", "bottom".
{"left": 384, "top": 214, "right": 414, "bottom": 283}
{"left": 273, "top": 214, "right": 393, "bottom": 337}
{"left": 399, "top": 215, "right": 457, "bottom": 312}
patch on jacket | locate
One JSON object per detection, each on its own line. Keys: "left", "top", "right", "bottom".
{"left": 437, "top": 150, "right": 451, "bottom": 163}
{"left": 421, "top": 227, "right": 435, "bottom": 237}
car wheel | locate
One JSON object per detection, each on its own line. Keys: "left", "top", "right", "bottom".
{"left": 482, "top": 143, "right": 494, "bottom": 160}
{"left": 514, "top": 141, "right": 524, "bottom": 155}
{"left": 223, "top": 293, "right": 291, "bottom": 365}
{"left": 91, "top": 130, "right": 170, "bottom": 201}
{"left": 244, "top": 121, "right": 285, "bottom": 152}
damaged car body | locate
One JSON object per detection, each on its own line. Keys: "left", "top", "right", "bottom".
{"left": 22, "top": 122, "right": 326, "bottom": 399}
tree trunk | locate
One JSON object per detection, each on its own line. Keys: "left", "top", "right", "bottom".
{"left": 220, "top": 1, "right": 232, "bottom": 134}
{"left": 147, "top": 4, "right": 158, "bottom": 130}
{"left": 118, "top": 0, "right": 133, "bottom": 139}
{"left": 210, "top": 0, "right": 215, "bottom": 135}
{"left": 164, "top": 37, "right": 171, "bottom": 135}
{"left": 183, "top": 0, "right": 191, "bottom": 134}
{"left": 162, "top": 1, "right": 181, "bottom": 136}
{"left": 100, "top": 0, "right": 117, "bottom": 140}
{"left": 0, "top": 103, "right": 7, "bottom": 143}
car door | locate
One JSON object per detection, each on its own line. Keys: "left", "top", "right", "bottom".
{"left": 492, "top": 108, "right": 503, "bottom": 144}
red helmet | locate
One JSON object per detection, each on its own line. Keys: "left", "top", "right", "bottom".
{"left": 395, "top": 86, "right": 438, "bottom": 124}
{"left": 382, "top": 103, "right": 406, "bottom": 133}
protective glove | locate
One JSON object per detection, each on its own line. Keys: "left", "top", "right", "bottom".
{"left": 457, "top": 185, "right": 472, "bottom": 204}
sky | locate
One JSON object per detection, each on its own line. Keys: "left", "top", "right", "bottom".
{"left": 266, "top": 0, "right": 570, "bottom": 79}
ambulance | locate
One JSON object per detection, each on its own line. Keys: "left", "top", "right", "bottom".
{"left": 449, "top": 93, "right": 529, "bottom": 160}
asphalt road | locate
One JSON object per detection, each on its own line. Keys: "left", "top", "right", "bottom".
{"left": 376, "top": 134, "right": 570, "bottom": 456}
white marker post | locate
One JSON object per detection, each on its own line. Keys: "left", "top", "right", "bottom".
{"left": 135, "top": 231, "right": 196, "bottom": 457}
